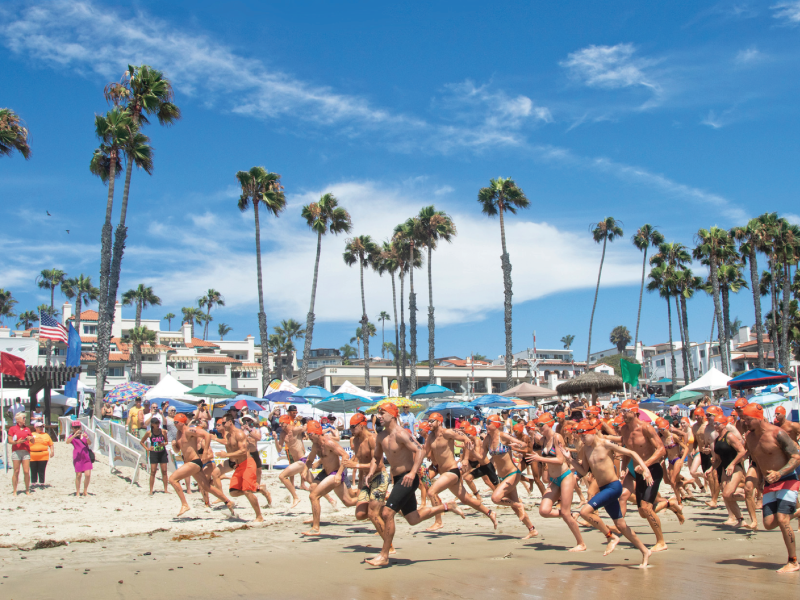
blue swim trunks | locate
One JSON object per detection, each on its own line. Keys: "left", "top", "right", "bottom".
{"left": 588, "top": 480, "right": 623, "bottom": 520}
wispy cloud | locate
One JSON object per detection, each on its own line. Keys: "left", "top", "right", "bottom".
{"left": 701, "top": 106, "right": 740, "bottom": 129}
{"left": 772, "top": 2, "right": 800, "bottom": 25}
{"left": 734, "top": 46, "right": 765, "bottom": 65}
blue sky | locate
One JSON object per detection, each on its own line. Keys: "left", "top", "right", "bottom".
{"left": 1, "top": 0, "right": 799, "bottom": 362}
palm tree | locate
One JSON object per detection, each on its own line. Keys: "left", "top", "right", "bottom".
{"left": 276, "top": 318, "right": 305, "bottom": 378}
{"left": 16, "top": 309, "right": 38, "bottom": 331}
{"left": 694, "top": 227, "right": 735, "bottom": 374}
{"left": 0, "top": 108, "right": 31, "bottom": 159}
{"left": 394, "top": 218, "right": 424, "bottom": 391}
{"left": 0, "top": 289, "right": 18, "bottom": 326}
{"left": 122, "top": 284, "right": 161, "bottom": 382}
{"left": 377, "top": 311, "right": 391, "bottom": 358}
{"left": 339, "top": 344, "right": 357, "bottom": 365}
{"left": 632, "top": 225, "right": 665, "bottom": 349}
{"left": 125, "top": 326, "right": 156, "bottom": 382}
{"left": 389, "top": 230, "right": 421, "bottom": 395}
{"left": 378, "top": 241, "right": 402, "bottom": 390}
{"left": 181, "top": 307, "right": 203, "bottom": 338}
{"left": 609, "top": 326, "right": 632, "bottom": 354}
{"left": 36, "top": 268, "right": 67, "bottom": 377}
{"left": 61, "top": 275, "right": 100, "bottom": 338}
{"left": 37, "top": 304, "right": 57, "bottom": 318}
{"left": 477, "top": 177, "right": 530, "bottom": 387}
{"left": 586, "top": 217, "right": 624, "bottom": 363}
{"left": 731, "top": 216, "right": 773, "bottom": 368}
{"left": 416, "top": 206, "right": 457, "bottom": 382}
{"left": 163, "top": 312, "right": 176, "bottom": 331}
{"left": 199, "top": 289, "right": 225, "bottom": 341}
{"left": 268, "top": 332, "right": 287, "bottom": 379}
{"left": 560, "top": 334, "right": 575, "bottom": 349}
{"left": 237, "top": 166, "right": 286, "bottom": 388}
{"left": 674, "top": 268, "right": 701, "bottom": 380}
{"left": 91, "top": 107, "right": 133, "bottom": 410}
{"left": 218, "top": 323, "right": 232, "bottom": 341}
{"left": 718, "top": 261, "right": 748, "bottom": 372}
{"left": 647, "top": 265, "right": 678, "bottom": 387}
{"left": 772, "top": 219, "right": 799, "bottom": 372}
{"left": 343, "top": 235, "right": 381, "bottom": 389}
{"left": 651, "top": 242, "right": 693, "bottom": 381}
{"left": 298, "top": 193, "right": 352, "bottom": 387}
{"left": 350, "top": 329, "right": 362, "bottom": 359}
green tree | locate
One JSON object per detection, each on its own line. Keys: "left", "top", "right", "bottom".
{"left": 647, "top": 264, "right": 678, "bottom": 387}
{"left": 673, "top": 268, "right": 702, "bottom": 381}
{"left": 275, "top": 318, "right": 305, "bottom": 379}
{"left": 125, "top": 326, "right": 156, "bottom": 382}
{"left": 199, "top": 289, "right": 225, "bottom": 341}
{"left": 298, "top": 193, "right": 352, "bottom": 387}
{"left": 122, "top": 284, "right": 161, "bottom": 382}
{"left": 394, "top": 217, "right": 423, "bottom": 392}
{"left": 237, "top": 166, "right": 286, "bottom": 388}
{"left": 37, "top": 304, "right": 58, "bottom": 318}
{"left": 632, "top": 224, "right": 664, "bottom": 349}
{"left": 163, "top": 312, "right": 176, "bottom": 331}
{"left": 0, "top": 108, "right": 31, "bottom": 159}
{"left": 587, "top": 217, "right": 624, "bottom": 363}
{"left": 377, "top": 240, "right": 404, "bottom": 391}
{"left": 560, "top": 335, "right": 575, "bottom": 350}
{"left": 477, "top": 177, "right": 530, "bottom": 388}
{"left": 344, "top": 235, "right": 381, "bottom": 389}
{"left": 16, "top": 309, "right": 38, "bottom": 330}
{"left": 389, "top": 227, "right": 422, "bottom": 395}
{"left": 609, "top": 326, "right": 632, "bottom": 354}
{"left": 36, "top": 269, "right": 67, "bottom": 375}
{"left": 181, "top": 307, "right": 203, "bottom": 339}
{"left": 339, "top": 344, "right": 357, "bottom": 365}
{"left": 772, "top": 219, "right": 800, "bottom": 372}
{"left": 0, "top": 289, "right": 18, "bottom": 326}
{"left": 218, "top": 323, "right": 232, "bottom": 341}
{"left": 377, "top": 311, "right": 391, "bottom": 358}
{"left": 61, "top": 274, "right": 100, "bottom": 338}
{"left": 416, "top": 205, "right": 457, "bottom": 383}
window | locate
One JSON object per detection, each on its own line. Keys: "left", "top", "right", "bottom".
{"left": 199, "top": 367, "right": 223, "bottom": 375}
{"left": 109, "top": 367, "right": 123, "bottom": 377}
{"left": 87, "top": 367, "right": 96, "bottom": 377}
{"left": 232, "top": 371, "right": 256, "bottom": 379}
{"left": 233, "top": 354, "right": 246, "bottom": 360}
{"left": 141, "top": 354, "right": 160, "bottom": 362}
{"left": 170, "top": 361, "right": 192, "bottom": 370}
{"left": 656, "top": 359, "right": 665, "bottom": 367}
{"left": 83, "top": 325, "right": 97, "bottom": 335}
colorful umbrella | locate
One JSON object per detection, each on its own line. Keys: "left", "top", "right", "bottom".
{"left": 411, "top": 384, "right": 455, "bottom": 399}
{"left": 313, "top": 392, "right": 376, "bottom": 413}
{"left": 290, "top": 386, "right": 332, "bottom": 402}
{"left": 638, "top": 408, "right": 660, "bottom": 423}
{"left": 419, "top": 402, "right": 478, "bottom": 420}
{"left": 365, "top": 397, "right": 423, "bottom": 414}
{"left": 106, "top": 381, "right": 151, "bottom": 402}
{"left": 186, "top": 384, "right": 236, "bottom": 398}
{"left": 469, "top": 394, "right": 516, "bottom": 409}
{"left": 221, "top": 398, "right": 267, "bottom": 412}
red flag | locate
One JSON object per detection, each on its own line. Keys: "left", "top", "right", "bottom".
{"left": 0, "top": 352, "right": 26, "bottom": 379}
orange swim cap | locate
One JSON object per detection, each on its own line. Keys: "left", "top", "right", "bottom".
{"left": 306, "top": 420, "right": 323, "bottom": 435}
{"left": 775, "top": 406, "right": 787, "bottom": 416}
{"left": 487, "top": 414, "right": 503, "bottom": 427}
{"left": 693, "top": 408, "right": 705, "bottom": 418}
{"left": 556, "top": 412, "right": 566, "bottom": 419}
{"left": 464, "top": 425, "right": 477, "bottom": 436}
{"left": 513, "top": 422, "right": 525, "bottom": 434}
{"left": 525, "top": 420, "right": 537, "bottom": 430}
{"left": 174, "top": 413, "right": 188, "bottom": 424}
{"left": 561, "top": 420, "right": 576, "bottom": 433}
{"left": 613, "top": 415, "right": 625, "bottom": 427}
{"left": 620, "top": 399, "right": 639, "bottom": 410}
{"left": 279, "top": 414, "right": 293, "bottom": 425}
{"left": 734, "top": 397, "right": 749, "bottom": 409}
{"left": 587, "top": 405, "right": 601, "bottom": 415}
{"left": 378, "top": 402, "right": 399, "bottom": 418}
{"left": 537, "top": 413, "right": 555, "bottom": 426}
{"left": 655, "top": 417, "right": 669, "bottom": 430}
{"left": 741, "top": 403, "right": 763, "bottom": 419}
{"left": 428, "top": 412, "right": 444, "bottom": 423}
{"left": 705, "top": 405, "right": 724, "bottom": 418}
{"left": 576, "top": 419, "right": 600, "bottom": 434}
{"left": 350, "top": 413, "right": 367, "bottom": 427}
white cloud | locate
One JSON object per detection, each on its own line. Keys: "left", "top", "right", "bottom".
{"left": 772, "top": 2, "right": 800, "bottom": 25}
{"left": 433, "top": 185, "right": 454, "bottom": 196}
{"left": 734, "top": 46, "right": 764, "bottom": 64}
{"left": 561, "top": 43, "right": 660, "bottom": 92}
{"left": 701, "top": 106, "right": 740, "bottom": 129}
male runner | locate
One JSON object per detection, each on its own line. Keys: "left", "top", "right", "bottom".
{"left": 215, "top": 414, "right": 264, "bottom": 522}
{"left": 241, "top": 415, "right": 272, "bottom": 507}
{"left": 741, "top": 402, "right": 800, "bottom": 573}
{"left": 168, "top": 414, "right": 235, "bottom": 517}
{"left": 734, "top": 398, "right": 760, "bottom": 529}
{"left": 775, "top": 406, "right": 800, "bottom": 442}
{"left": 344, "top": 413, "right": 390, "bottom": 540}
{"left": 301, "top": 420, "right": 358, "bottom": 535}
{"left": 276, "top": 412, "right": 314, "bottom": 508}
{"left": 364, "top": 402, "right": 463, "bottom": 567}
{"left": 568, "top": 419, "right": 652, "bottom": 567}
{"left": 424, "top": 413, "right": 498, "bottom": 528}
{"left": 618, "top": 399, "right": 671, "bottom": 552}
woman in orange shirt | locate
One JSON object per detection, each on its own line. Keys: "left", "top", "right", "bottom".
{"left": 30, "top": 420, "right": 54, "bottom": 487}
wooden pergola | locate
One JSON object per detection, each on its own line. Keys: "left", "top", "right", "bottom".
{"left": 2, "top": 365, "right": 83, "bottom": 425}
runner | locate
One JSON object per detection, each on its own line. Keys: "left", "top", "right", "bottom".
{"left": 214, "top": 414, "right": 263, "bottom": 522}
{"left": 140, "top": 416, "right": 170, "bottom": 495}
{"left": 364, "top": 402, "right": 463, "bottom": 567}
{"left": 775, "top": 406, "right": 800, "bottom": 442}
{"left": 275, "top": 412, "right": 315, "bottom": 509}
{"left": 689, "top": 408, "right": 710, "bottom": 495}
{"left": 301, "top": 420, "right": 360, "bottom": 535}
{"left": 740, "top": 402, "right": 800, "bottom": 573}
{"left": 483, "top": 414, "right": 539, "bottom": 539}
{"left": 712, "top": 415, "right": 750, "bottom": 528}
{"left": 168, "top": 414, "right": 235, "bottom": 517}
{"left": 241, "top": 415, "right": 272, "bottom": 507}
{"left": 733, "top": 398, "right": 761, "bottom": 530}
{"left": 527, "top": 412, "right": 586, "bottom": 552}
{"left": 463, "top": 424, "right": 499, "bottom": 493}
{"left": 702, "top": 406, "right": 725, "bottom": 507}
{"left": 655, "top": 417, "right": 688, "bottom": 505}
{"left": 566, "top": 419, "right": 652, "bottom": 567}
{"left": 423, "top": 412, "right": 498, "bottom": 529}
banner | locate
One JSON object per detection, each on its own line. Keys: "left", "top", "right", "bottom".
{"left": 111, "top": 421, "right": 128, "bottom": 445}
{"left": 63, "top": 324, "right": 81, "bottom": 399}
{"left": 93, "top": 417, "right": 111, "bottom": 435}
{"left": 620, "top": 359, "right": 642, "bottom": 387}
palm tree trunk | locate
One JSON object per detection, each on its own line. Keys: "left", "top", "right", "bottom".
{"left": 680, "top": 293, "right": 695, "bottom": 380}
{"left": 721, "top": 285, "right": 732, "bottom": 373}
{"left": 427, "top": 244, "right": 435, "bottom": 384}
{"left": 409, "top": 243, "right": 417, "bottom": 393}
{"left": 391, "top": 272, "right": 400, "bottom": 392}
{"left": 770, "top": 257, "right": 780, "bottom": 365}
{"left": 75, "top": 296, "right": 82, "bottom": 344}
{"left": 781, "top": 261, "right": 791, "bottom": 373}
{"left": 498, "top": 206, "right": 514, "bottom": 388}
{"left": 252, "top": 202, "right": 270, "bottom": 391}
{"left": 634, "top": 246, "right": 648, "bottom": 347}
{"left": 359, "top": 257, "right": 370, "bottom": 390}
{"left": 748, "top": 247, "right": 765, "bottom": 369}
{"left": 95, "top": 150, "right": 118, "bottom": 413}
{"left": 167, "top": 315, "right": 172, "bottom": 331}
{"left": 299, "top": 231, "right": 323, "bottom": 388}
{"left": 675, "top": 294, "right": 689, "bottom": 384}
{"left": 276, "top": 347, "right": 283, "bottom": 380}
{"left": 204, "top": 304, "right": 211, "bottom": 340}
{"left": 399, "top": 272, "right": 407, "bottom": 396}
{"left": 587, "top": 237, "right": 607, "bottom": 364}
{"left": 667, "top": 297, "right": 677, "bottom": 388}
{"left": 709, "top": 257, "right": 728, "bottom": 374}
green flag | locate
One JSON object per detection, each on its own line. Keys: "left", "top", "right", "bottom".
{"left": 620, "top": 359, "right": 642, "bottom": 387}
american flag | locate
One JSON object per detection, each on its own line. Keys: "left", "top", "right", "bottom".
{"left": 39, "top": 310, "right": 68, "bottom": 342}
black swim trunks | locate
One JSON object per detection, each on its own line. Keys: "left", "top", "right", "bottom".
{"left": 634, "top": 463, "right": 663, "bottom": 507}
{"left": 250, "top": 450, "right": 262, "bottom": 469}
{"left": 190, "top": 458, "right": 203, "bottom": 468}
{"left": 700, "top": 451, "right": 712, "bottom": 473}
{"left": 470, "top": 462, "right": 499, "bottom": 486}
{"left": 385, "top": 472, "right": 420, "bottom": 516}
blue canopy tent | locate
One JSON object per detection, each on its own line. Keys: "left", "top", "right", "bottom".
{"left": 289, "top": 386, "right": 332, "bottom": 402}
{"left": 727, "top": 368, "right": 790, "bottom": 390}
{"left": 419, "top": 402, "right": 478, "bottom": 420}
{"left": 312, "top": 392, "right": 376, "bottom": 413}
{"left": 469, "top": 394, "right": 516, "bottom": 409}
{"left": 411, "top": 384, "right": 455, "bottom": 400}
{"left": 148, "top": 397, "right": 196, "bottom": 414}
{"left": 263, "top": 390, "right": 306, "bottom": 404}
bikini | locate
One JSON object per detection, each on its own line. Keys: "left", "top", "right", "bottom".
{"left": 551, "top": 470, "right": 574, "bottom": 487}
{"left": 490, "top": 442, "right": 521, "bottom": 482}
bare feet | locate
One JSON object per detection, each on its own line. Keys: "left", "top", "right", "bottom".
{"left": 742, "top": 521, "right": 758, "bottom": 531}
{"left": 522, "top": 527, "right": 539, "bottom": 540}
{"left": 303, "top": 518, "right": 313, "bottom": 524}
{"left": 568, "top": 543, "right": 587, "bottom": 552}
{"left": 488, "top": 509, "right": 498, "bottom": 530}
{"left": 177, "top": 504, "right": 191, "bottom": 517}
{"left": 704, "top": 501, "right": 718, "bottom": 508}
{"left": 425, "top": 522, "right": 444, "bottom": 532}
{"left": 301, "top": 529, "right": 320, "bottom": 536}
{"left": 364, "top": 555, "right": 390, "bottom": 567}
{"left": 259, "top": 486, "right": 272, "bottom": 507}
{"left": 636, "top": 548, "right": 652, "bottom": 568}
{"left": 650, "top": 542, "right": 668, "bottom": 553}
{"left": 603, "top": 534, "right": 620, "bottom": 556}
{"left": 290, "top": 497, "right": 301, "bottom": 509}
{"left": 777, "top": 561, "right": 800, "bottom": 573}
{"left": 447, "top": 502, "right": 465, "bottom": 519}
{"left": 722, "top": 518, "right": 741, "bottom": 526}
{"left": 226, "top": 501, "right": 237, "bottom": 517}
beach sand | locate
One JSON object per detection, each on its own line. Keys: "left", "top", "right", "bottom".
{"left": 1, "top": 443, "right": 798, "bottom": 599}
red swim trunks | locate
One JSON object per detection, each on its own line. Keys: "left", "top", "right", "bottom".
{"left": 229, "top": 457, "right": 258, "bottom": 492}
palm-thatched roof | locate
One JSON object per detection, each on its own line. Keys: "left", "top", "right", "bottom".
{"left": 556, "top": 371, "right": 623, "bottom": 395}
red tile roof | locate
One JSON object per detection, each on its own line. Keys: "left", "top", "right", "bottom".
{"left": 736, "top": 338, "right": 772, "bottom": 349}
{"left": 238, "top": 362, "right": 262, "bottom": 368}
{"left": 440, "top": 358, "right": 492, "bottom": 367}
{"left": 186, "top": 338, "right": 219, "bottom": 348}
{"left": 68, "top": 310, "right": 99, "bottom": 321}
{"left": 81, "top": 352, "right": 129, "bottom": 362}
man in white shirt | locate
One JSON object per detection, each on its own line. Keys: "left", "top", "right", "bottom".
{"left": 398, "top": 406, "right": 416, "bottom": 435}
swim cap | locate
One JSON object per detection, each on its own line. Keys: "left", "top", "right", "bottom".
{"left": 576, "top": 419, "right": 600, "bottom": 435}
{"left": 350, "top": 413, "right": 367, "bottom": 427}
{"left": 306, "top": 420, "right": 323, "bottom": 435}
{"left": 512, "top": 422, "right": 525, "bottom": 434}
{"left": 378, "top": 402, "right": 399, "bottom": 418}
{"left": 279, "top": 414, "right": 293, "bottom": 425}
{"left": 734, "top": 397, "right": 749, "bottom": 409}
{"left": 655, "top": 417, "right": 669, "bottom": 430}
{"left": 464, "top": 425, "right": 477, "bottom": 436}
{"left": 418, "top": 422, "right": 430, "bottom": 434}
{"left": 428, "top": 412, "right": 444, "bottom": 423}
{"left": 613, "top": 415, "right": 625, "bottom": 427}
{"left": 587, "top": 405, "right": 601, "bottom": 415}
{"left": 741, "top": 403, "right": 763, "bottom": 419}
{"left": 693, "top": 408, "right": 705, "bottom": 418}
{"left": 536, "top": 413, "right": 555, "bottom": 426}
{"left": 174, "top": 413, "right": 188, "bottom": 424}
{"left": 556, "top": 412, "right": 566, "bottom": 419}
{"left": 705, "top": 405, "right": 724, "bottom": 418}
{"left": 525, "top": 420, "right": 537, "bottom": 430}
{"left": 775, "top": 406, "right": 787, "bottom": 416}
{"left": 620, "top": 399, "right": 639, "bottom": 410}
{"left": 486, "top": 414, "right": 503, "bottom": 427}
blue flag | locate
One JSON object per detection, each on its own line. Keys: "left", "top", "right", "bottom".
{"left": 64, "top": 323, "right": 81, "bottom": 398}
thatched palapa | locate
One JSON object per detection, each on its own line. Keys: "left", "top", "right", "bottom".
{"left": 556, "top": 371, "right": 623, "bottom": 396}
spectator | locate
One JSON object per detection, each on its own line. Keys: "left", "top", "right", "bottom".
{"left": 29, "top": 420, "right": 54, "bottom": 488}
{"left": 101, "top": 401, "right": 114, "bottom": 420}
{"left": 165, "top": 407, "right": 178, "bottom": 442}
{"left": 268, "top": 408, "right": 281, "bottom": 434}
{"left": 11, "top": 397, "right": 25, "bottom": 417}
{"left": 112, "top": 400, "right": 124, "bottom": 423}
{"left": 127, "top": 397, "right": 144, "bottom": 436}
{"left": 146, "top": 403, "right": 161, "bottom": 428}
{"left": 8, "top": 412, "right": 33, "bottom": 496}
{"left": 141, "top": 400, "right": 153, "bottom": 427}
{"left": 259, "top": 418, "right": 271, "bottom": 441}
{"left": 399, "top": 405, "right": 416, "bottom": 433}
{"left": 67, "top": 421, "right": 92, "bottom": 497}
{"left": 322, "top": 415, "right": 340, "bottom": 439}
{"left": 140, "top": 416, "right": 169, "bottom": 495}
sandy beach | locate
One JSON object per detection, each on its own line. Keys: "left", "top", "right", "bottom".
{"left": 1, "top": 443, "right": 798, "bottom": 599}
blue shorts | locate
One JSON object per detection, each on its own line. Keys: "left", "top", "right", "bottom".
{"left": 588, "top": 480, "right": 623, "bottom": 520}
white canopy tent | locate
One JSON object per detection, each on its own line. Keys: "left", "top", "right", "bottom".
{"left": 143, "top": 374, "right": 195, "bottom": 401}
{"left": 36, "top": 389, "right": 77, "bottom": 407}
{"left": 265, "top": 380, "right": 299, "bottom": 395}
{"left": 678, "top": 367, "right": 731, "bottom": 393}
{"left": 333, "top": 380, "right": 384, "bottom": 398}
